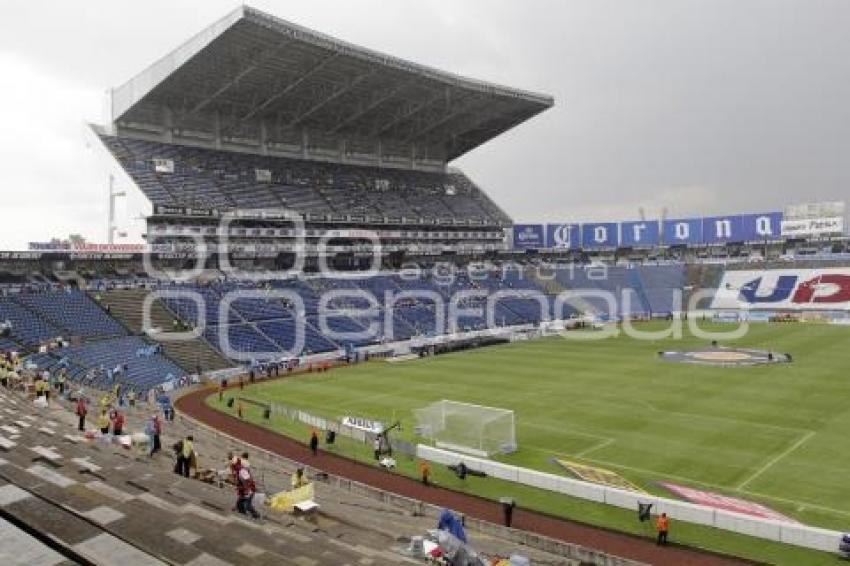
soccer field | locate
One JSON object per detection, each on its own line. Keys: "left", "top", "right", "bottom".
{"left": 218, "top": 321, "right": 850, "bottom": 562}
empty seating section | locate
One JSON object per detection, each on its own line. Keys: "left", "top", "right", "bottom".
{"left": 229, "top": 295, "right": 294, "bottom": 321}
{"left": 98, "top": 135, "right": 510, "bottom": 224}
{"left": 554, "top": 266, "right": 646, "bottom": 318}
{"left": 259, "top": 318, "right": 340, "bottom": 354}
{"left": 206, "top": 324, "right": 281, "bottom": 356}
{"left": 637, "top": 265, "right": 685, "bottom": 314}
{"left": 2, "top": 266, "right": 702, "bottom": 380}
{"left": 0, "top": 336, "right": 20, "bottom": 352}
{"left": 0, "top": 296, "right": 64, "bottom": 346}
{"left": 160, "top": 285, "right": 241, "bottom": 326}
{"left": 15, "top": 290, "right": 125, "bottom": 338}
{"left": 25, "top": 336, "right": 185, "bottom": 392}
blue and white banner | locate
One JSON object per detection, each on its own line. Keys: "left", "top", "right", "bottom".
{"left": 662, "top": 218, "right": 703, "bottom": 246}
{"left": 702, "top": 216, "right": 745, "bottom": 244}
{"left": 741, "top": 212, "right": 783, "bottom": 241}
{"left": 526, "top": 210, "right": 786, "bottom": 250}
{"left": 546, "top": 223, "right": 580, "bottom": 249}
{"left": 621, "top": 221, "right": 660, "bottom": 247}
{"left": 581, "top": 223, "right": 619, "bottom": 248}
{"left": 512, "top": 224, "right": 545, "bottom": 249}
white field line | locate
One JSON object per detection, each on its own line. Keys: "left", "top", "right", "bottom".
{"left": 639, "top": 399, "right": 814, "bottom": 435}
{"left": 520, "top": 421, "right": 612, "bottom": 442}
{"left": 574, "top": 438, "right": 615, "bottom": 459}
{"left": 736, "top": 431, "right": 816, "bottom": 490}
{"left": 577, "top": 453, "right": 850, "bottom": 519}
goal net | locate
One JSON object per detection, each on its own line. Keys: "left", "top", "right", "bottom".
{"left": 414, "top": 400, "right": 517, "bottom": 457}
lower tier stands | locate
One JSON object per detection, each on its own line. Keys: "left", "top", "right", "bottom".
{"left": 1, "top": 265, "right": 695, "bottom": 391}
{"left": 20, "top": 336, "right": 186, "bottom": 394}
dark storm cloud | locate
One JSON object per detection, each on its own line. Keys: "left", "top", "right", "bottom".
{"left": 0, "top": 0, "right": 847, "bottom": 247}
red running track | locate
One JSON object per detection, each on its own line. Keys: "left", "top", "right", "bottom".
{"left": 177, "top": 387, "right": 751, "bottom": 566}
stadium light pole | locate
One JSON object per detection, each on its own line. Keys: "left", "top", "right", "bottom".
{"left": 107, "top": 174, "right": 126, "bottom": 244}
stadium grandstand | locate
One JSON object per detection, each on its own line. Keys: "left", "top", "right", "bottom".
{"left": 92, "top": 5, "right": 553, "bottom": 262}
{"left": 2, "top": 5, "right": 850, "bottom": 566}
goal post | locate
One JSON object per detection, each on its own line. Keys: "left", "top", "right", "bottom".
{"left": 414, "top": 400, "right": 517, "bottom": 457}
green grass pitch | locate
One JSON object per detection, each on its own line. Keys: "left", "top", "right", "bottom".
{"left": 212, "top": 321, "right": 850, "bottom": 564}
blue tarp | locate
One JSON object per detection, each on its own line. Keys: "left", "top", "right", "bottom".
{"left": 437, "top": 508, "right": 467, "bottom": 543}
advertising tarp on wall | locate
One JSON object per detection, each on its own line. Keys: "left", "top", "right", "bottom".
{"left": 712, "top": 268, "right": 850, "bottom": 310}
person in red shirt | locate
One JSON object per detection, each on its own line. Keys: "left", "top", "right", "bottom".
{"left": 151, "top": 413, "right": 162, "bottom": 456}
{"left": 227, "top": 451, "right": 243, "bottom": 511}
{"left": 75, "top": 397, "right": 88, "bottom": 432}
{"left": 656, "top": 512, "right": 670, "bottom": 545}
{"left": 236, "top": 459, "right": 260, "bottom": 519}
{"left": 112, "top": 410, "right": 125, "bottom": 436}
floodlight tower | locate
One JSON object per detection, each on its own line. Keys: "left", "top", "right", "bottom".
{"left": 107, "top": 174, "right": 127, "bottom": 243}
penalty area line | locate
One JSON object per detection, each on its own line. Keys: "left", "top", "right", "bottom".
{"left": 574, "top": 438, "right": 615, "bottom": 459}
{"left": 736, "top": 431, "right": 815, "bottom": 491}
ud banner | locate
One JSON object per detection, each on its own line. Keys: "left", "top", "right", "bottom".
{"left": 662, "top": 218, "right": 702, "bottom": 246}
{"left": 546, "top": 224, "right": 580, "bottom": 249}
{"left": 581, "top": 223, "right": 619, "bottom": 248}
{"left": 712, "top": 268, "right": 850, "bottom": 311}
{"left": 621, "top": 221, "right": 660, "bottom": 247}
{"left": 702, "top": 216, "right": 745, "bottom": 244}
{"left": 741, "top": 212, "right": 783, "bottom": 241}
{"left": 512, "top": 224, "right": 545, "bottom": 249}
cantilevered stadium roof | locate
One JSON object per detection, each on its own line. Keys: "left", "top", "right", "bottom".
{"left": 109, "top": 6, "right": 553, "bottom": 164}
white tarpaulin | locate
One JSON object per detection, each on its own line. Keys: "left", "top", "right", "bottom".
{"left": 712, "top": 268, "right": 850, "bottom": 311}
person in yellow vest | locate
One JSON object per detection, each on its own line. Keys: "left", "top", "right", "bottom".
{"left": 97, "top": 411, "right": 110, "bottom": 435}
{"left": 291, "top": 467, "right": 308, "bottom": 489}
{"left": 178, "top": 435, "right": 194, "bottom": 477}
{"left": 56, "top": 370, "right": 66, "bottom": 396}
{"left": 419, "top": 459, "right": 431, "bottom": 486}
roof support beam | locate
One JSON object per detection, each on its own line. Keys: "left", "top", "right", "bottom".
{"left": 190, "top": 38, "right": 293, "bottom": 115}
{"left": 241, "top": 52, "right": 340, "bottom": 121}
{"left": 402, "top": 94, "right": 484, "bottom": 143}
{"left": 422, "top": 102, "right": 506, "bottom": 145}
{"left": 287, "top": 69, "right": 376, "bottom": 127}
{"left": 327, "top": 78, "right": 413, "bottom": 134}
{"left": 373, "top": 90, "right": 446, "bottom": 136}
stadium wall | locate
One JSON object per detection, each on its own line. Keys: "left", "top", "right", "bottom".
{"left": 416, "top": 445, "right": 844, "bottom": 554}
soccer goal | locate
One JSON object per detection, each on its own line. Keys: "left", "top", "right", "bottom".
{"left": 414, "top": 400, "right": 517, "bottom": 457}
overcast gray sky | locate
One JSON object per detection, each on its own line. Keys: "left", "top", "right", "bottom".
{"left": 0, "top": 0, "right": 848, "bottom": 249}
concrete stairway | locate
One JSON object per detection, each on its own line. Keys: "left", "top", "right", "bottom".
{"left": 98, "top": 289, "right": 232, "bottom": 373}
{"left": 0, "top": 387, "right": 577, "bottom": 565}
{"left": 0, "top": 390, "right": 424, "bottom": 566}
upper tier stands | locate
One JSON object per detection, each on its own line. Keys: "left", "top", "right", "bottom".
{"left": 100, "top": 135, "right": 511, "bottom": 225}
